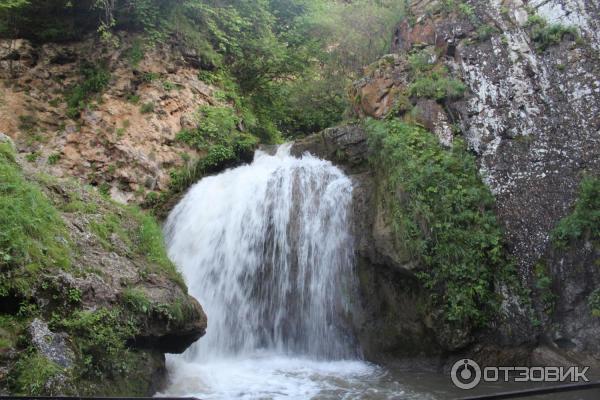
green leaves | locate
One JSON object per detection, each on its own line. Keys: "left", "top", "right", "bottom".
{"left": 65, "top": 63, "right": 110, "bottom": 119}
{"left": 0, "top": 143, "right": 71, "bottom": 298}
{"left": 527, "top": 13, "right": 579, "bottom": 51}
{"left": 365, "top": 119, "right": 509, "bottom": 327}
{"left": 551, "top": 176, "right": 600, "bottom": 247}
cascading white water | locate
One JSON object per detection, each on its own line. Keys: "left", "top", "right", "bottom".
{"left": 157, "top": 145, "right": 410, "bottom": 399}
{"left": 164, "top": 143, "right": 356, "bottom": 360}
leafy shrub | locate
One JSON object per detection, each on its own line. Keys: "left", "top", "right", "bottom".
{"left": 9, "top": 352, "right": 63, "bottom": 395}
{"left": 140, "top": 72, "right": 159, "bottom": 83}
{"left": 122, "top": 288, "right": 151, "bottom": 314}
{"left": 128, "top": 40, "right": 144, "bottom": 67}
{"left": 365, "top": 119, "right": 509, "bottom": 327}
{"left": 176, "top": 106, "right": 239, "bottom": 149}
{"left": 551, "top": 176, "right": 599, "bottom": 246}
{"left": 527, "top": 14, "right": 578, "bottom": 51}
{"left": 409, "top": 71, "right": 466, "bottom": 101}
{"left": 477, "top": 24, "right": 499, "bottom": 41}
{"left": 17, "top": 115, "right": 36, "bottom": 134}
{"left": 139, "top": 102, "right": 154, "bottom": 114}
{"left": 126, "top": 93, "right": 140, "bottom": 104}
{"left": 162, "top": 80, "right": 177, "bottom": 91}
{"left": 57, "top": 308, "right": 137, "bottom": 378}
{"left": 25, "top": 152, "right": 39, "bottom": 162}
{"left": 65, "top": 63, "right": 110, "bottom": 119}
{"left": 406, "top": 50, "right": 466, "bottom": 101}
{"left": 47, "top": 153, "right": 61, "bottom": 165}
{"left": 534, "top": 263, "right": 555, "bottom": 315}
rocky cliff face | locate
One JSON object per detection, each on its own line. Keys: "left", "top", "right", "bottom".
{"left": 295, "top": 0, "right": 600, "bottom": 369}
{"left": 0, "top": 33, "right": 220, "bottom": 204}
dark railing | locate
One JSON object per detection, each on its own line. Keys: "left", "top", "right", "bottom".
{"left": 457, "top": 380, "right": 600, "bottom": 400}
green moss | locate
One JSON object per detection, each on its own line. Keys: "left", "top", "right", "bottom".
{"left": 0, "top": 315, "right": 22, "bottom": 351}
{"left": 0, "top": 143, "right": 71, "bottom": 297}
{"left": 18, "top": 115, "right": 36, "bottom": 134}
{"left": 365, "top": 119, "right": 509, "bottom": 327}
{"left": 551, "top": 176, "right": 599, "bottom": 247}
{"left": 476, "top": 24, "right": 499, "bottom": 41}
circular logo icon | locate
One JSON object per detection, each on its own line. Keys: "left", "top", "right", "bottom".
{"left": 451, "top": 359, "right": 481, "bottom": 390}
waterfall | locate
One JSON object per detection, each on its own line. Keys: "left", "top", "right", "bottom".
{"left": 163, "top": 144, "right": 357, "bottom": 362}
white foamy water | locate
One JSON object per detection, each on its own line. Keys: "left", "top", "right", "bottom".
{"left": 158, "top": 145, "right": 413, "bottom": 399}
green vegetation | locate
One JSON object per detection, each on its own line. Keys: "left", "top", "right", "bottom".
{"left": 408, "top": 71, "right": 466, "bottom": 101}
{"left": 65, "top": 63, "right": 110, "bottom": 119}
{"left": 533, "top": 262, "right": 555, "bottom": 316}
{"left": 589, "top": 289, "right": 600, "bottom": 318}
{"left": 17, "top": 115, "right": 36, "bottom": 134}
{"left": 476, "top": 24, "right": 499, "bottom": 41}
{"left": 176, "top": 105, "right": 240, "bottom": 149}
{"left": 175, "top": 105, "right": 257, "bottom": 158}
{"left": 128, "top": 40, "right": 144, "bottom": 67}
{"left": 139, "top": 101, "right": 154, "bottom": 114}
{"left": 122, "top": 288, "right": 151, "bottom": 314}
{"left": 47, "top": 153, "right": 61, "bottom": 165}
{"left": 365, "top": 119, "right": 509, "bottom": 327}
{"left": 131, "top": 206, "right": 185, "bottom": 288}
{"left": 87, "top": 198, "right": 185, "bottom": 288}
{"left": 0, "top": 143, "right": 71, "bottom": 297}
{"left": 407, "top": 50, "right": 466, "bottom": 101}
{"left": 9, "top": 351, "right": 63, "bottom": 395}
{"left": 527, "top": 14, "right": 578, "bottom": 51}
{"left": 3, "top": 0, "right": 407, "bottom": 139}
{"left": 551, "top": 176, "right": 599, "bottom": 247}
{"left": 55, "top": 308, "right": 137, "bottom": 378}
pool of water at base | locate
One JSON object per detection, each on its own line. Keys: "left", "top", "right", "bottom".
{"left": 156, "top": 352, "right": 600, "bottom": 400}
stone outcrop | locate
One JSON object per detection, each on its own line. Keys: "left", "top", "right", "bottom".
{"left": 28, "top": 319, "right": 75, "bottom": 369}
{"left": 0, "top": 33, "right": 222, "bottom": 204}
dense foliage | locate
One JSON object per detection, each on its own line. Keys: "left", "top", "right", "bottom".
{"left": 551, "top": 176, "right": 600, "bottom": 247}
{"left": 1, "top": 0, "right": 405, "bottom": 138}
{"left": 365, "top": 119, "right": 508, "bottom": 327}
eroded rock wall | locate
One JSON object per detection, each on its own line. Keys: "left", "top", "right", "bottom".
{"left": 0, "top": 33, "right": 221, "bottom": 204}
